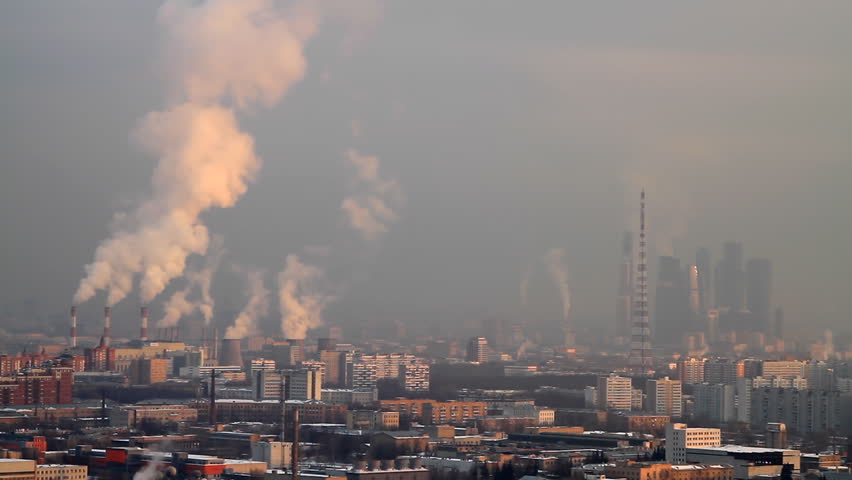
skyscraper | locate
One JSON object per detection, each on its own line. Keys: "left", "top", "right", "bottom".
{"left": 715, "top": 241, "right": 745, "bottom": 312}
{"left": 616, "top": 232, "right": 633, "bottom": 338}
{"left": 695, "top": 247, "right": 712, "bottom": 314}
{"left": 629, "top": 190, "right": 653, "bottom": 373}
{"left": 746, "top": 258, "right": 772, "bottom": 332}
{"left": 654, "top": 256, "right": 689, "bottom": 345}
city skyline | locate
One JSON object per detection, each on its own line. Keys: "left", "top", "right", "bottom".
{"left": 2, "top": 3, "right": 852, "bottom": 341}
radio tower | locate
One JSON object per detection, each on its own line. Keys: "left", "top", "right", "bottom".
{"left": 629, "top": 189, "right": 653, "bottom": 373}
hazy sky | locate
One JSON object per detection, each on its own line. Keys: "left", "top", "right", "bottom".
{"left": 1, "top": 2, "right": 851, "bottom": 339}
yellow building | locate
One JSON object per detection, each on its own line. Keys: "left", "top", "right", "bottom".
{"left": 36, "top": 465, "right": 87, "bottom": 480}
{"left": 0, "top": 459, "right": 35, "bottom": 480}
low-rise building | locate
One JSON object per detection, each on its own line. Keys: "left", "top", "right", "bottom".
{"left": 605, "top": 462, "right": 733, "bottom": 480}
{"left": 35, "top": 465, "right": 87, "bottom": 480}
{"left": 665, "top": 423, "right": 721, "bottom": 464}
{"left": 346, "top": 410, "right": 399, "bottom": 431}
{"left": 685, "top": 445, "right": 800, "bottom": 480}
{"left": 0, "top": 459, "right": 36, "bottom": 480}
{"left": 110, "top": 404, "right": 198, "bottom": 427}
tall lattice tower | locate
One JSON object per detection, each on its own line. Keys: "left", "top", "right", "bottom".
{"left": 629, "top": 189, "right": 653, "bottom": 373}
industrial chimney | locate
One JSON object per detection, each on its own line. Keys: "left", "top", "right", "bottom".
{"left": 69, "top": 306, "right": 78, "bottom": 348}
{"left": 291, "top": 408, "right": 300, "bottom": 480}
{"left": 102, "top": 306, "right": 112, "bottom": 347}
{"left": 140, "top": 306, "right": 149, "bottom": 342}
{"left": 220, "top": 338, "right": 242, "bottom": 367}
{"left": 209, "top": 368, "right": 217, "bottom": 426}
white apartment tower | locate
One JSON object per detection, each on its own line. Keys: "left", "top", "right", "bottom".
{"left": 597, "top": 374, "right": 633, "bottom": 411}
{"left": 646, "top": 377, "right": 682, "bottom": 417}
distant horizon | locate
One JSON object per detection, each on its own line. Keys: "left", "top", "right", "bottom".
{"left": 1, "top": 2, "right": 850, "bottom": 343}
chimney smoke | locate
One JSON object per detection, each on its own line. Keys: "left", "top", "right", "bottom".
{"left": 72, "top": 0, "right": 320, "bottom": 308}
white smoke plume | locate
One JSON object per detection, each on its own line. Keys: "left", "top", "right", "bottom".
{"left": 73, "top": 0, "right": 319, "bottom": 307}
{"left": 159, "top": 236, "right": 224, "bottom": 327}
{"left": 275, "top": 149, "right": 403, "bottom": 339}
{"left": 341, "top": 149, "right": 404, "bottom": 242}
{"left": 133, "top": 458, "right": 163, "bottom": 480}
{"left": 543, "top": 248, "right": 572, "bottom": 323}
{"left": 225, "top": 268, "right": 270, "bottom": 339}
{"left": 278, "top": 254, "right": 336, "bottom": 339}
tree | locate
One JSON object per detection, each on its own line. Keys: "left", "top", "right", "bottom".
{"left": 587, "top": 450, "right": 609, "bottom": 464}
{"left": 494, "top": 463, "right": 514, "bottom": 480}
{"left": 555, "top": 460, "right": 573, "bottom": 478}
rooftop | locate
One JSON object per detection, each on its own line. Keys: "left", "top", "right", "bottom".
{"left": 689, "top": 445, "right": 798, "bottom": 454}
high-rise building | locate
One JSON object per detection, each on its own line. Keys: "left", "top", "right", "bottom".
{"left": 695, "top": 248, "right": 712, "bottom": 315}
{"left": 0, "top": 367, "right": 74, "bottom": 405}
{"left": 750, "top": 388, "right": 841, "bottom": 433}
{"left": 129, "top": 358, "right": 168, "bottom": 385}
{"left": 283, "top": 367, "right": 322, "bottom": 400}
{"left": 466, "top": 337, "right": 489, "bottom": 363}
{"left": 597, "top": 374, "right": 633, "bottom": 411}
{"left": 616, "top": 232, "right": 634, "bottom": 338}
{"left": 704, "top": 359, "right": 744, "bottom": 385}
{"left": 320, "top": 350, "right": 347, "bottom": 387}
{"left": 746, "top": 258, "right": 772, "bottom": 332}
{"left": 348, "top": 362, "right": 378, "bottom": 390}
{"left": 693, "top": 383, "right": 736, "bottom": 423}
{"left": 646, "top": 377, "right": 682, "bottom": 417}
{"left": 84, "top": 339, "right": 115, "bottom": 372}
{"left": 774, "top": 308, "right": 784, "bottom": 340}
{"left": 804, "top": 361, "right": 836, "bottom": 390}
{"left": 346, "top": 353, "right": 429, "bottom": 392}
{"left": 252, "top": 369, "right": 283, "bottom": 400}
{"left": 665, "top": 423, "right": 722, "bottom": 464}
{"left": 655, "top": 256, "right": 689, "bottom": 345}
{"left": 687, "top": 264, "right": 700, "bottom": 318}
{"left": 677, "top": 358, "right": 707, "bottom": 384}
{"left": 761, "top": 361, "right": 805, "bottom": 379}
{"left": 715, "top": 242, "right": 745, "bottom": 312}
{"left": 400, "top": 363, "right": 430, "bottom": 392}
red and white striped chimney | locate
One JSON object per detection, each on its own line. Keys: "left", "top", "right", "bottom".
{"left": 69, "top": 306, "right": 78, "bottom": 348}
{"left": 140, "top": 306, "right": 149, "bottom": 341}
{"left": 103, "top": 306, "right": 112, "bottom": 347}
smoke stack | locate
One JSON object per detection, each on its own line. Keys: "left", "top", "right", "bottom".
{"left": 140, "top": 306, "right": 149, "bottom": 341}
{"left": 209, "top": 368, "right": 217, "bottom": 425}
{"left": 220, "top": 338, "right": 242, "bottom": 367}
{"left": 280, "top": 375, "right": 287, "bottom": 442}
{"left": 69, "top": 306, "right": 78, "bottom": 348}
{"left": 103, "top": 306, "right": 111, "bottom": 347}
{"left": 291, "top": 408, "right": 300, "bottom": 480}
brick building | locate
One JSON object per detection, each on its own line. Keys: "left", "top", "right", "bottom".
{"left": 0, "top": 368, "right": 73, "bottom": 406}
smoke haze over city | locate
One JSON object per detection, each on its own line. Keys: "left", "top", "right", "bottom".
{"left": 1, "top": 2, "right": 851, "bottom": 342}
